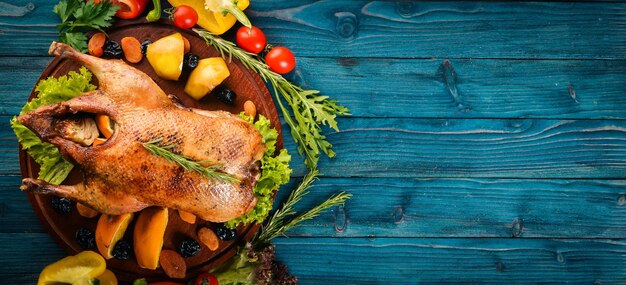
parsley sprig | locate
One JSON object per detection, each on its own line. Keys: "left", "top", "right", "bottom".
{"left": 142, "top": 138, "right": 239, "bottom": 184}
{"left": 53, "top": 0, "right": 119, "bottom": 52}
{"left": 193, "top": 29, "right": 351, "bottom": 169}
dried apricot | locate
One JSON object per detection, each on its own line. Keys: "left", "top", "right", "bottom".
{"left": 159, "top": 249, "right": 187, "bottom": 279}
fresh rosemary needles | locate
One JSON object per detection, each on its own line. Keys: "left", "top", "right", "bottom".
{"left": 142, "top": 138, "right": 238, "bottom": 184}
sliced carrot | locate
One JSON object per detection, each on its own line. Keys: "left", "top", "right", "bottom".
{"left": 182, "top": 36, "right": 190, "bottom": 53}
{"left": 159, "top": 250, "right": 186, "bottom": 279}
{"left": 178, "top": 210, "right": 196, "bottom": 224}
{"left": 88, "top": 32, "right": 107, "bottom": 57}
{"left": 121, "top": 36, "right": 143, "bottom": 63}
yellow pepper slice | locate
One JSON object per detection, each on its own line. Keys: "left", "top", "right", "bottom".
{"left": 38, "top": 251, "right": 106, "bottom": 285}
{"left": 168, "top": 0, "right": 249, "bottom": 35}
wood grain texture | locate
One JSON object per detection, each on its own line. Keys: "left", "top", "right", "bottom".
{"left": 302, "top": 118, "right": 626, "bottom": 179}
{"left": 248, "top": 1, "right": 626, "bottom": 59}
{"left": 6, "top": 57, "right": 626, "bottom": 119}
{"left": 273, "top": 178, "right": 626, "bottom": 238}
{"left": 2, "top": 1, "right": 626, "bottom": 59}
{"left": 273, "top": 237, "right": 626, "bottom": 284}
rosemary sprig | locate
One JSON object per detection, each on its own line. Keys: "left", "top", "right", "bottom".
{"left": 254, "top": 169, "right": 351, "bottom": 244}
{"left": 193, "top": 29, "right": 351, "bottom": 169}
{"left": 142, "top": 138, "right": 239, "bottom": 184}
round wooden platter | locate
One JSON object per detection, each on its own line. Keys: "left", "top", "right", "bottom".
{"left": 18, "top": 21, "right": 282, "bottom": 282}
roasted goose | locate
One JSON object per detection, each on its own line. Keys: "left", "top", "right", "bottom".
{"left": 19, "top": 42, "right": 265, "bottom": 222}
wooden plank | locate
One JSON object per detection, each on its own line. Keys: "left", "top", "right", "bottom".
{"left": 0, "top": 233, "right": 65, "bottom": 284}
{"left": 4, "top": 116, "right": 626, "bottom": 178}
{"left": 1, "top": 1, "right": 626, "bottom": 59}
{"left": 5, "top": 176, "right": 625, "bottom": 238}
{"left": 291, "top": 57, "right": 626, "bottom": 119}
{"left": 2, "top": 233, "right": 626, "bottom": 284}
{"left": 274, "top": 178, "right": 626, "bottom": 238}
{"left": 0, "top": 176, "right": 45, "bottom": 234}
{"left": 273, "top": 237, "right": 626, "bottom": 284}
{"left": 248, "top": 1, "right": 626, "bottom": 59}
{"left": 5, "top": 57, "right": 626, "bottom": 119}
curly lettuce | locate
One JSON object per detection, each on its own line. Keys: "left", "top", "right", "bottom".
{"left": 225, "top": 114, "right": 292, "bottom": 228}
{"left": 10, "top": 67, "right": 96, "bottom": 185}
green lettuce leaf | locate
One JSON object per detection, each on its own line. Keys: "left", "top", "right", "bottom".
{"left": 11, "top": 67, "right": 96, "bottom": 184}
{"left": 225, "top": 114, "right": 292, "bottom": 228}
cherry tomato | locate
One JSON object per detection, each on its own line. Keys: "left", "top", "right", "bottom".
{"left": 194, "top": 273, "right": 219, "bottom": 285}
{"left": 236, "top": 26, "right": 267, "bottom": 54}
{"left": 265, "top": 47, "right": 296, "bottom": 74}
{"left": 171, "top": 5, "right": 199, "bottom": 29}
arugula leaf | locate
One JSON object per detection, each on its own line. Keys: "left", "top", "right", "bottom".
{"left": 53, "top": 0, "right": 119, "bottom": 52}
{"left": 225, "top": 114, "right": 292, "bottom": 228}
{"left": 12, "top": 67, "right": 96, "bottom": 184}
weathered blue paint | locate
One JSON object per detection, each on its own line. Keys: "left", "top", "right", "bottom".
{"left": 1, "top": 1, "right": 626, "bottom": 284}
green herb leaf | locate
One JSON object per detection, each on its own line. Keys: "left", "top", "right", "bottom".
{"left": 193, "top": 29, "right": 350, "bottom": 169}
{"left": 12, "top": 67, "right": 96, "bottom": 184}
{"left": 61, "top": 32, "right": 89, "bottom": 53}
{"left": 73, "top": 0, "right": 118, "bottom": 30}
{"left": 225, "top": 114, "right": 292, "bottom": 228}
{"left": 142, "top": 139, "right": 239, "bottom": 184}
{"left": 54, "top": 0, "right": 118, "bottom": 52}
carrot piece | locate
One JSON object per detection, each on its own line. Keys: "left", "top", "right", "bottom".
{"left": 159, "top": 250, "right": 186, "bottom": 279}
{"left": 178, "top": 210, "right": 196, "bottom": 224}
{"left": 121, "top": 36, "right": 143, "bottom": 63}
{"left": 197, "top": 227, "right": 219, "bottom": 251}
{"left": 88, "top": 32, "right": 107, "bottom": 57}
{"left": 183, "top": 36, "right": 191, "bottom": 53}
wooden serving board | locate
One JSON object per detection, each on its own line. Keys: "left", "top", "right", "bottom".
{"left": 18, "top": 21, "right": 282, "bottom": 282}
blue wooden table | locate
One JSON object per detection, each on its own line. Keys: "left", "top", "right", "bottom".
{"left": 2, "top": 1, "right": 626, "bottom": 284}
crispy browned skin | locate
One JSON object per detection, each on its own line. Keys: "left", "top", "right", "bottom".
{"left": 18, "top": 42, "right": 265, "bottom": 222}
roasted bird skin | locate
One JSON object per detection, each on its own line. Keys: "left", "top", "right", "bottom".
{"left": 18, "top": 41, "right": 265, "bottom": 222}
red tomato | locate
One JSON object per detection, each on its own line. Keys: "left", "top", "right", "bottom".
{"left": 171, "top": 5, "right": 199, "bottom": 29}
{"left": 236, "top": 26, "right": 267, "bottom": 54}
{"left": 265, "top": 46, "right": 296, "bottom": 74}
{"left": 194, "top": 273, "right": 219, "bottom": 285}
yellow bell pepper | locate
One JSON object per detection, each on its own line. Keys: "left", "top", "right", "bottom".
{"left": 185, "top": 57, "right": 230, "bottom": 100}
{"left": 168, "top": 0, "right": 250, "bottom": 35}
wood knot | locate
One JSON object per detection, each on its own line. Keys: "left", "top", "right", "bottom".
{"left": 618, "top": 194, "right": 626, "bottom": 206}
{"left": 511, "top": 218, "right": 523, "bottom": 237}
{"left": 333, "top": 204, "right": 347, "bottom": 233}
{"left": 395, "top": 2, "right": 417, "bottom": 17}
{"left": 393, "top": 207, "right": 404, "bottom": 224}
{"left": 495, "top": 262, "right": 505, "bottom": 272}
{"left": 334, "top": 12, "right": 358, "bottom": 39}
{"left": 439, "top": 59, "right": 469, "bottom": 111}
{"left": 0, "top": 2, "right": 35, "bottom": 17}
{"left": 556, "top": 251, "right": 565, "bottom": 263}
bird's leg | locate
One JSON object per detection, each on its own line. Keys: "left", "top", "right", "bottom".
{"left": 21, "top": 178, "right": 147, "bottom": 215}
